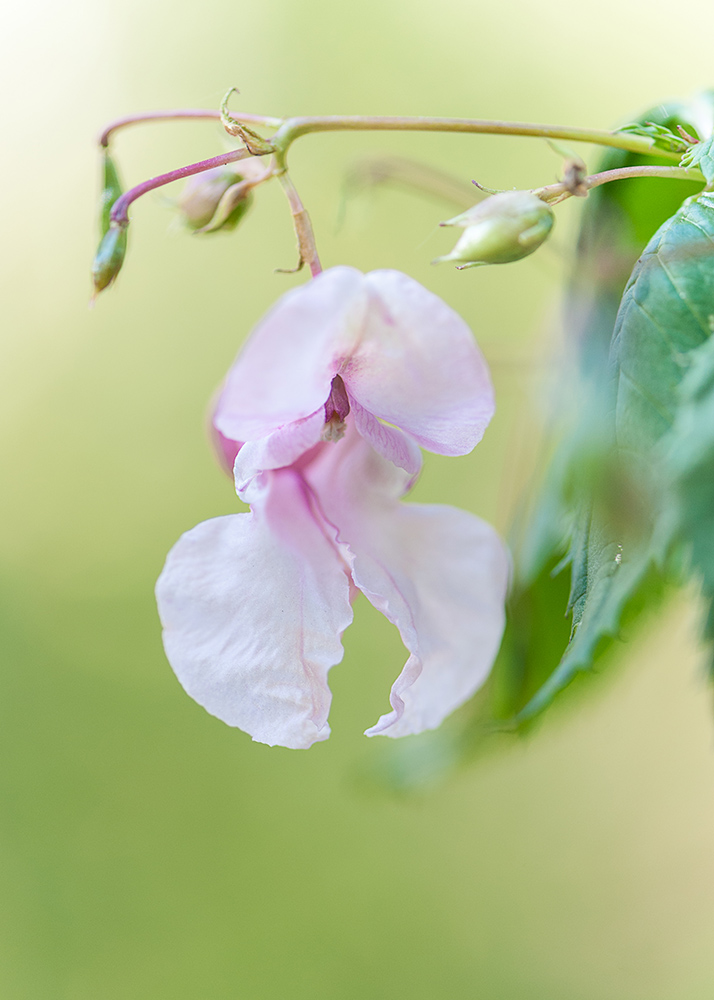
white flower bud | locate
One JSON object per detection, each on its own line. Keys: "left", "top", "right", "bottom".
{"left": 433, "top": 191, "right": 554, "bottom": 268}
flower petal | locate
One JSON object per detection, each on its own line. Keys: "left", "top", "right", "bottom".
{"left": 233, "top": 409, "right": 326, "bottom": 496}
{"left": 155, "top": 469, "right": 353, "bottom": 748}
{"left": 342, "top": 270, "right": 495, "bottom": 455}
{"left": 307, "top": 430, "right": 509, "bottom": 738}
{"left": 214, "top": 267, "right": 367, "bottom": 442}
{"left": 350, "top": 397, "right": 423, "bottom": 478}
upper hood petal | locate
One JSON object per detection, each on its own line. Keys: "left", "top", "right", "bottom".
{"left": 214, "top": 266, "right": 368, "bottom": 443}
{"left": 341, "top": 270, "right": 495, "bottom": 456}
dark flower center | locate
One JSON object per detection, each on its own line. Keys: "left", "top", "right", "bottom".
{"left": 322, "top": 374, "right": 350, "bottom": 442}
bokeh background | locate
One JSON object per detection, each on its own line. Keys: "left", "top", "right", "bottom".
{"left": 3, "top": 0, "right": 714, "bottom": 997}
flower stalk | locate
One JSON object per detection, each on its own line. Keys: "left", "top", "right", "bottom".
{"left": 276, "top": 172, "right": 322, "bottom": 277}
{"left": 108, "top": 147, "right": 255, "bottom": 227}
{"left": 534, "top": 163, "right": 704, "bottom": 205}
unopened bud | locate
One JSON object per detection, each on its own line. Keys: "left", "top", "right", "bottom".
{"left": 178, "top": 157, "right": 266, "bottom": 233}
{"left": 91, "top": 223, "right": 127, "bottom": 297}
{"left": 100, "top": 152, "right": 123, "bottom": 236}
{"left": 433, "top": 191, "right": 554, "bottom": 268}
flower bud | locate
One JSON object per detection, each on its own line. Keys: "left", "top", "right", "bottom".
{"left": 99, "top": 152, "right": 123, "bottom": 237}
{"left": 178, "top": 157, "right": 266, "bottom": 233}
{"left": 433, "top": 191, "right": 554, "bottom": 268}
{"left": 91, "top": 223, "right": 127, "bottom": 297}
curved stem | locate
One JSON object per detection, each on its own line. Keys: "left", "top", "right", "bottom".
{"left": 535, "top": 163, "right": 704, "bottom": 204}
{"left": 98, "top": 109, "right": 283, "bottom": 148}
{"left": 277, "top": 173, "right": 322, "bottom": 277}
{"left": 109, "top": 148, "right": 253, "bottom": 227}
{"left": 272, "top": 115, "right": 681, "bottom": 161}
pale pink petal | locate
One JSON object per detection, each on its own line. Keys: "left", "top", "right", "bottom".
{"left": 233, "top": 409, "right": 326, "bottom": 496}
{"left": 214, "top": 267, "right": 368, "bottom": 442}
{"left": 155, "top": 469, "right": 353, "bottom": 749}
{"left": 307, "top": 430, "right": 509, "bottom": 738}
{"left": 341, "top": 270, "right": 494, "bottom": 455}
{"left": 350, "top": 397, "right": 423, "bottom": 478}
{"left": 210, "top": 423, "right": 241, "bottom": 477}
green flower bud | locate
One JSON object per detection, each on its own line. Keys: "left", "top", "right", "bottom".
{"left": 433, "top": 191, "right": 554, "bottom": 268}
{"left": 100, "top": 152, "right": 123, "bottom": 237}
{"left": 178, "top": 157, "right": 266, "bottom": 233}
{"left": 91, "top": 223, "right": 127, "bottom": 297}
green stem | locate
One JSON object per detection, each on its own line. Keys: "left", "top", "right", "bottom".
{"left": 535, "top": 163, "right": 704, "bottom": 204}
{"left": 270, "top": 114, "right": 681, "bottom": 166}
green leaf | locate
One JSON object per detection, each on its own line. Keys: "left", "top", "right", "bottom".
{"left": 613, "top": 191, "right": 714, "bottom": 458}
{"left": 658, "top": 332, "right": 714, "bottom": 666}
{"left": 521, "top": 189, "right": 714, "bottom": 717}
{"left": 517, "top": 510, "right": 659, "bottom": 723}
{"left": 489, "top": 554, "right": 573, "bottom": 721}
{"left": 502, "top": 92, "right": 714, "bottom": 725}
{"left": 573, "top": 98, "right": 710, "bottom": 370}
{"left": 617, "top": 120, "right": 689, "bottom": 154}
{"left": 520, "top": 96, "right": 709, "bottom": 584}
{"left": 680, "top": 136, "right": 714, "bottom": 186}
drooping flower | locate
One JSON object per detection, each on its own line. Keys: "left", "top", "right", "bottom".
{"left": 156, "top": 267, "right": 509, "bottom": 748}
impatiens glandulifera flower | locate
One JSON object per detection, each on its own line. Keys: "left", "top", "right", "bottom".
{"left": 433, "top": 191, "right": 554, "bottom": 268}
{"left": 156, "top": 267, "right": 509, "bottom": 748}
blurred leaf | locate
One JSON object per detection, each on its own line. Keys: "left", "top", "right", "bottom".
{"left": 495, "top": 96, "right": 714, "bottom": 727}
{"left": 521, "top": 189, "right": 714, "bottom": 718}
{"left": 612, "top": 190, "right": 714, "bottom": 462}
{"left": 489, "top": 554, "right": 573, "bottom": 721}
{"left": 517, "top": 511, "right": 660, "bottom": 722}
{"left": 572, "top": 96, "right": 709, "bottom": 372}
{"left": 520, "top": 96, "right": 708, "bottom": 582}
{"left": 658, "top": 330, "right": 714, "bottom": 670}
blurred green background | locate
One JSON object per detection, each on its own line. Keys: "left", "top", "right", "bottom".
{"left": 3, "top": 0, "right": 714, "bottom": 997}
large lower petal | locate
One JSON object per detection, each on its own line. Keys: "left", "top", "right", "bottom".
{"left": 307, "top": 431, "right": 509, "bottom": 738}
{"left": 342, "top": 269, "right": 495, "bottom": 456}
{"left": 156, "top": 469, "right": 353, "bottom": 748}
{"left": 214, "top": 267, "right": 367, "bottom": 442}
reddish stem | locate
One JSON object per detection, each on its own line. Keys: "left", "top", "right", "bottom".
{"left": 98, "top": 109, "right": 281, "bottom": 148}
{"left": 109, "top": 148, "right": 253, "bottom": 227}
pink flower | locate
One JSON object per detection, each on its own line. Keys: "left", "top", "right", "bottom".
{"left": 156, "top": 267, "right": 509, "bottom": 748}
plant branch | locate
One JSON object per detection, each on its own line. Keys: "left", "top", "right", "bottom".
{"left": 109, "top": 148, "right": 254, "bottom": 227}
{"left": 534, "top": 164, "right": 704, "bottom": 204}
{"left": 98, "top": 109, "right": 283, "bottom": 148}
{"left": 271, "top": 115, "right": 682, "bottom": 162}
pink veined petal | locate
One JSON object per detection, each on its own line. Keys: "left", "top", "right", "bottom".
{"left": 306, "top": 429, "right": 509, "bottom": 738}
{"left": 350, "top": 397, "right": 423, "bottom": 479}
{"left": 341, "top": 269, "right": 495, "bottom": 456}
{"left": 214, "top": 267, "right": 368, "bottom": 442}
{"left": 233, "top": 409, "right": 326, "bottom": 497}
{"left": 155, "top": 468, "right": 354, "bottom": 749}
